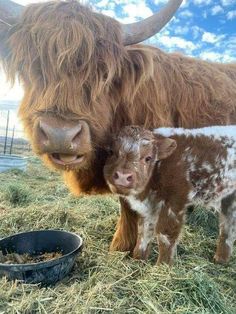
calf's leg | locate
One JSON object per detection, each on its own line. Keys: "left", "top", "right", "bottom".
{"left": 132, "top": 214, "right": 158, "bottom": 260}
{"left": 156, "top": 207, "right": 184, "bottom": 265}
{"left": 214, "top": 190, "right": 236, "bottom": 264}
{"left": 110, "top": 197, "right": 138, "bottom": 253}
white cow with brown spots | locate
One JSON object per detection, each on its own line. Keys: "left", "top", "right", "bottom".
{"left": 103, "top": 125, "right": 236, "bottom": 265}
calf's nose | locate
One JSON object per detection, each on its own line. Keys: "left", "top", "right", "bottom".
{"left": 113, "top": 171, "right": 134, "bottom": 187}
{"left": 37, "top": 119, "right": 82, "bottom": 153}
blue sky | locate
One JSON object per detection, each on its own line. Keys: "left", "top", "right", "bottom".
{"left": 0, "top": 0, "right": 236, "bottom": 130}
{"left": 91, "top": 0, "right": 236, "bottom": 62}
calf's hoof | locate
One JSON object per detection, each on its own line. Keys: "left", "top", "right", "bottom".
{"left": 213, "top": 254, "right": 229, "bottom": 264}
{"left": 109, "top": 239, "right": 133, "bottom": 253}
{"left": 214, "top": 243, "right": 231, "bottom": 264}
{"left": 132, "top": 248, "right": 146, "bottom": 260}
{"left": 156, "top": 256, "right": 173, "bottom": 266}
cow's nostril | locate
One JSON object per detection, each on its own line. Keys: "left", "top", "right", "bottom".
{"left": 71, "top": 124, "right": 82, "bottom": 145}
{"left": 40, "top": 129, "right": 48, "bottom": 142}
{"left": 113, "top": 172, "right": 119, "bottom": 180}
{"left": 38, "top": 121, "right": 50, "bottom": 145}
{"left": 127, "top": 175, "right": 133, "bottom": 182}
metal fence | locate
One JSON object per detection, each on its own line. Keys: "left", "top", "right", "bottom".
{"left": 0, "top": 110, "right": 31, "bottom": 156}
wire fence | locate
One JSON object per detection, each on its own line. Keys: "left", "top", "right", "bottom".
{"left": 0, "top": 110, "right": 31, "bottom": 156}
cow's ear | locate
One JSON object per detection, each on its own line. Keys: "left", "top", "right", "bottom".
{"left": 155, "top": 137, "right": 177, "bottom": 160}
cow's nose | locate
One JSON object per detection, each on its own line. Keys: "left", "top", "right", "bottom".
{"left": 113, "top": 171, "right": 134, "bottom": 187}
{"left": 37, "top": 119, "right": 82, "bottom": 153}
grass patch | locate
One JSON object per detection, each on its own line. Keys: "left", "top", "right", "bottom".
{"left": 0, "top": 158, "right": 235, "bottom": 314}
{"left": 187, "top": 206, "right": 219, "bottom": 237}
{"left": 3, "top": 183, "right": 33, "bottom": 207}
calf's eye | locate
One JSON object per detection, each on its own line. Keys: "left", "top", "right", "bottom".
{"left": 145, "top": 156, "right": 152, "bottom": 162}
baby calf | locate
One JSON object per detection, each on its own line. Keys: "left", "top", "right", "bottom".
{"left": 104, "top": 126, "right": 236, "bottom": 265}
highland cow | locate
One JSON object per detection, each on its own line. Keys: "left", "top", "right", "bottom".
{"left": 104, "top": 126, "right": 236, "bottom": 264}
{"left": 0, "top": 1, "right": 236, "bottom": 253}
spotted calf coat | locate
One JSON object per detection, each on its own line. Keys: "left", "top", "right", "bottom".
{"left": 104, "top": 126, "right": 236, "bottom": 264}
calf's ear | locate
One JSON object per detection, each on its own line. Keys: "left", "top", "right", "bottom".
{"left": 156, "top": 138, "right": 177, "bottom": 160}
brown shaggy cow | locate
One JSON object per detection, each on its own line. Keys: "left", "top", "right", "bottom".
{"left": 103, "top": 126, "right": 236, "bottom": 264}
{"left": 0, "top": 1, "right": 236, "bottom": 253}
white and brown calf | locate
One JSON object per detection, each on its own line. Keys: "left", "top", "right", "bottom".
{"left": 103, "top": 126, "right": 236, "bottom": 265}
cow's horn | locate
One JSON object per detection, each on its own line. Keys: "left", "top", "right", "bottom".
{"left": 0, "top": 0, "right": 24, "bottom": 26}
{"left": 121, "top": 0, "right": 183, "bottom": 46}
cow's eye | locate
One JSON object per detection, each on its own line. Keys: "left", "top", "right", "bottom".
{"left": 145, "top": 156, "right": 152, "bottom": 162}
{"left": 105, "top": 147, "right": 114, "bottom": 156}
{"left": 107, "top": 149, "right": 113, "bottom": 156}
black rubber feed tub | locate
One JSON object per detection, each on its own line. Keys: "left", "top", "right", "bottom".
{"left": 0, "top": 230, "right": 83, "bottom": 285}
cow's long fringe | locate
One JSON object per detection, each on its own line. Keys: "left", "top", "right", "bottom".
{"left": 1, "top": 0, "right": 236, "bottom": 139}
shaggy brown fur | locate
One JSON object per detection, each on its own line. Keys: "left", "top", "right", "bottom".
{"left": 0, "top": 1, "right": 236, "bottom": 251}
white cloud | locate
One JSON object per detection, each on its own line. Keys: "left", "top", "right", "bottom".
{"left": 156, "top": 35, "right": 198, "bottom": 52}
{"left": 179, "top": 10, "right": 193, "bottom": 18}
{"left": 96, "top": 0, "right": 110, "bottom": 8}
{"left": 193, "top": 0, "right": 212, "bottom": 6}
{"left": 211, "top": 5, "right": 224, "bottom": 15}
{"left": 153, "top": 0, "right": 168, "bottom": 4}
{"left": 202, "top": 32, "right": 225, "bottom": 44}
{"left": 220, "top": 0, "right": 235, "bottom": 6}
{"left": 199, "top": 51, "right": 235, "bottom": 63}
{"left": 173, "top": 26, "right": 189, "bottom": 35}
{"left": 191, "top": 26, "right": 204, "bottom": 39}
{"left": 122, "top": 2, "right": 153, "bottom": 22}
{"left": 226, "top": 36, "right": 236, "bottom": 49}
{"left": 227, "top": 10, "right": 236, "bottom": 19}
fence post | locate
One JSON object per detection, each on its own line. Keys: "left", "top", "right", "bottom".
{"left": 3, "top": 110, "right": 10, "bottom": 154}
{"left": 9, "top": 125, "right": 15, "bottom": 155}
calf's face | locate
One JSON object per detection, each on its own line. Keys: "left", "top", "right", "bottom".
{"left": 104, "top": 126, "right": 177, "bottom": 195}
